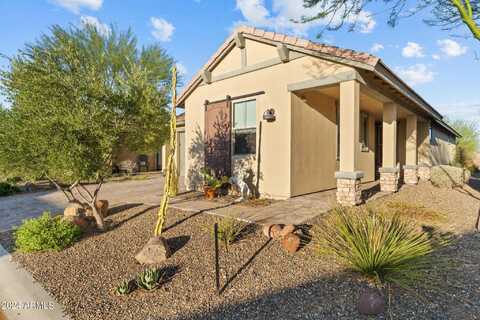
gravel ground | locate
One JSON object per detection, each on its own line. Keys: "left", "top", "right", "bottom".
{"left": 1, "top": 178, "right": 480, "bottom": 320}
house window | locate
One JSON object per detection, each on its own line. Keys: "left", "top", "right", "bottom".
{"left": 360, "top": 112, "right": 369, "bottom": 151}
{"left": 233, "top": 99, "right": 256, "bottom": 155}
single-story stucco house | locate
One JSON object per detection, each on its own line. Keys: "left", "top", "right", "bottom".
{"left": 175, "top": 26, "right": 459, "bottom": 205}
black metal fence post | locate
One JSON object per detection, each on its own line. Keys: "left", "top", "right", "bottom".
{"left": 214, "top": 223, "right": 220, "bottom": 294}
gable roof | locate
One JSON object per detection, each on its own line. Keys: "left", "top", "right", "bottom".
{"left": 177, "top": 26, "right": 460, "bottom": 138}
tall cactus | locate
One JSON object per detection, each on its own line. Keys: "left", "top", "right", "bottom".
{"left": 154, "top": 66, "right": 178, "bottom": 236}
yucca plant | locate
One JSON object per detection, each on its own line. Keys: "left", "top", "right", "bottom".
{"left": 315, "top": 207, "right": 447, "bottom": 289}
{"left": 136, "top": 268, "right": 162, "bottom": 291}
{"left": 115, "top": 279, "right": 135, "bottom": 296}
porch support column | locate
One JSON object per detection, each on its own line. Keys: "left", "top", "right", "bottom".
{"left": 403, "top": 115, "right": 418, "bottom": 185}
{"left": 380, "top": 102, "right": 399, "bottom": 192}
{"left": 335, "top": 80, "right": 364, "bottom": 206}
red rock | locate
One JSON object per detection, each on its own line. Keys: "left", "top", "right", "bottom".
{"left": 281, "top": 233, "right": 301, "bottom": 253}
{"left": 279, "top": 224, "right": 296, "bottom": 238}
{"left": 270, "top": 224, "right": 283, "bottom": 239}
{"left": 85, "top": 200, "right": 109, "bottom": 218}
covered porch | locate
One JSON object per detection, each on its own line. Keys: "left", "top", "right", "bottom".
{"left": 288, "top": 70, "right": 431, "bottom": 206}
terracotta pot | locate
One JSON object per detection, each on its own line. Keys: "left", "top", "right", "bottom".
{"left": 357, "top": 288, "right": 385, "bottom": 315}
{"left": 203, "top": 186, "right": 216, "bottom": 200}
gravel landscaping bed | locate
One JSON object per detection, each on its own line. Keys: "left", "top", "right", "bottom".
{"left": 1, "top": 180, "right": 480, "bottom": 320}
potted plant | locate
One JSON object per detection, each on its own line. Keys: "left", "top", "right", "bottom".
{"left": 201, "top": 169, "right": 229, "bottom": 200}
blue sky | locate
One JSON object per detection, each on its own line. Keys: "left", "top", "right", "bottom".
{"left": 0, "top": 0, "right": 478, "bottom": 123}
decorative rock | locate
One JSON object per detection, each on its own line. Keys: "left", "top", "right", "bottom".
{"left": 281, "top": 233, "right": 301, "bottom": 253}
{"left": 63, "top": 215, "right": 90, "bottom": 230}
{"left": 270, "top": 224, "right": 283, "bottom": 239}
{"left": 262, "top": 225, "right": 273, "bottom": 238}
{"left": 279, "top": 224, "right": 296, "bottom": 238}
{"left": 135, "top": 236, "right": 171, "bottom": 265}
{"left": 64, "top": 202, "right": 85, "bottom": 217}
{"left": 85, "top": 200, "right": 109, "bottom": 218}
{"left": 357, "top": 288, "right": 385, "bottom": 315}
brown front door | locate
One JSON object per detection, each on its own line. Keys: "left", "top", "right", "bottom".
{"left": 204, "top": 100, "right": 232, "bottom": 177}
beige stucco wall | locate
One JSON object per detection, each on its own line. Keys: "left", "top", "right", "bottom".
{"left": 417, "top": 121, "right": 456, "bottom": 166}
{"left": 357, "top": 115, "right": 376, "bottom": 182}
{"left": 211, "top": 46, "right": 243, "bottom": 77}
{"left": 291, "top": 92, "right": 337, "bottom": 196}
{"left": 183, "top": 40, "right": 354, "bottom": 199}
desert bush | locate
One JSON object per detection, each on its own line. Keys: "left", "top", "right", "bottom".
{"left": 315, "top": 207, "right": 446, "bottom": 288}
{"left": 385, "top": 201, "right": 446, "bottom": 223}
{"left": 431, "top": 165, "right": 470, "bottom": 188}
{"left": 0, "top": 182, "right": 20, "bottom": 196}
{"left": 212, "top": 217, "right": 246, "bottom": 249}
{"left": 15, "top": 212, "right": 82, "bottom": 252}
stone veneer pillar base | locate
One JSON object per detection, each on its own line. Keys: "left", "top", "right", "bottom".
{"left": 379, "top": 167, "right": 399, "bottom": 193}
{"left": 418, "top": 163, "right": 431, "bottom": 181}
{"left": 335, "top": 171, "right": 364, "bottom": 206}
{"left": 403, "top": 165, "right": 418, "bottom": 185}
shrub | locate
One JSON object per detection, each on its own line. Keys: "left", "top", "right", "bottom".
{"left": 315, "top": 207, "right": 446, "bottom": 288}
{"left": 15, "top": 212, "right": 82, "bottom": 252}
{"left": 385, "top": 201, "right": 446, "bottom": 223}
{"left": 212, "top": 217, "right": 246, "bottom": 249}
{"left": 431, "top": 165, "right": 470, "bottom": 188}
{"left": 0, "top": 182, "right": 20, "bottom": 196}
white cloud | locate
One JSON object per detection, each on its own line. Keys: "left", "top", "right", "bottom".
{"left": 150, "top": 17, "right": 175, "bottom": 42}
{"left": 437, "top": 39, "right": 467, "bottom": 57}
{"left": 176, "top": 63, "right": 188, "bottom": 76}
{"left": 370, "top": 43, "right": 384, "bottom": 53}
{"left": 432, "top": 54, "right": 441, "bottom": 60}
{"left": 80, "top": 16, "right": 110, "bottom": 36}
{"left": 402, "top": 42, "right": 425, "bottom": 58}
{"left": 51, "top": 0, "right": 102, "bottom": 14}
{"left": 235, "top": 0, "right": 376, "bottom": 36}
{"left": 395, "top": 64, "right": 435, "bottom": 86}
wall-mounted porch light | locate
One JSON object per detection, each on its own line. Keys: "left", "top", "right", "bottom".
{"left": 263, "top": 108, "right": 276, "bottom": 122}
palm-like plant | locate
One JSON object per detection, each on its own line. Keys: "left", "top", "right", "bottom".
{"left": 315, "top": 207, "right": 447, "bottom": 288}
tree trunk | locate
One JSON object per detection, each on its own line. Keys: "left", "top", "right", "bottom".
{"left": 89, "top": 201, "right": 105, "bottom": 231}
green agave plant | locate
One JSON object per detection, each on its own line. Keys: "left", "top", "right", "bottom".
{"left": 136, "top": 268, "right": 162, "bottom": 291}
{"left": 315, "top": 207, "right": 448, "bottom": 289}
{"left": 115, "top": 279, "right": 135, "bottom": 296}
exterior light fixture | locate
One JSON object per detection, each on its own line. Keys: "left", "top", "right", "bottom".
{"left": 263, "top": 108, "right": 276, "bottom": 122}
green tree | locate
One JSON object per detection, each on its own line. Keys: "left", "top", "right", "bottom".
{"left": 448, "top": 119, "right": 479, "bottom": 171}
{"left": 299, "top": 0, "right": 480, "bottom": 41}
{"left": 0, "top": 24, "right": 174, "bottom": 230}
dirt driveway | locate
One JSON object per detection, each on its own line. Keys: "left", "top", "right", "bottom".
{"left": 0, "top": 174, "right": 171, "bottom": 232}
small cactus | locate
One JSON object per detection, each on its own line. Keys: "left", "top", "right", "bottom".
{"left": 115, "top": 279, "right": 135, "bottom": 295}
{"left": 136, "top": 267, "right": 162, "bottom": 291}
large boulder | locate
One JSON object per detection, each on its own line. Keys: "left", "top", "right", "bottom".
{"left": 135, "top": 236, "right": 171, "bottom": 265}
{"left": 431, "top": 165, "right": 470, "bottom": 188}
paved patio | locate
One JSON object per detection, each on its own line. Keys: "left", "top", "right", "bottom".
{"left": 0, "top": 173, "right": 172, "bottom": 232}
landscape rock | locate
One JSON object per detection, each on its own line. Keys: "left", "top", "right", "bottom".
{"left": 135, "top": 236, "right": 171, "bottom": 265}
{"left": 270, "top": 224, "right": 283, "bottom": 239}
{"left": 64, "top": 202, "right": 85, "bottom": 217}
{"left": 281, "top": 233, "right": 301, "bottom": 253}
{"left": 63, "top": 215, "right": 90, "bottom": 230}
{"left": 262, "top": 225, "right": 273, "bottom": 238}
{"left": 85, "top": 200, "right": 109, "bottom": 218}
{"left": 279, "top": 224, "right": 296, "bottom": 238}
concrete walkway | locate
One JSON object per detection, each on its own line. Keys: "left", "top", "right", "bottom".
{"left": 0, "top": 174, "right": 171, "bottom": 232}
{"left": 0, "top": 244, "right": 69, "bottom": 320}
